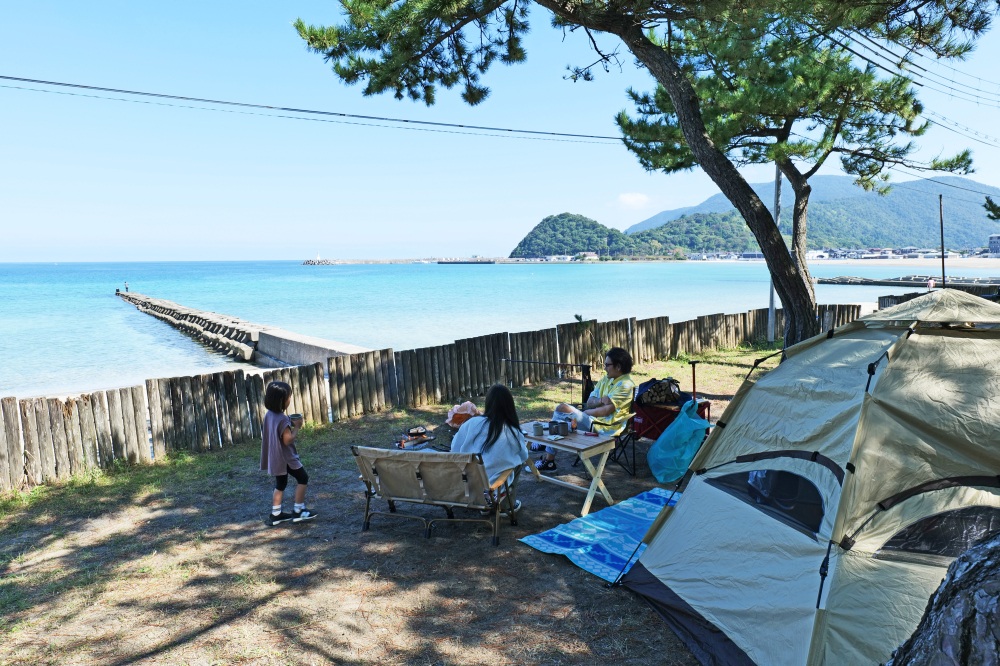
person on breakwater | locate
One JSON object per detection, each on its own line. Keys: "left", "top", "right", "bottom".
{"left": 124, "top": 281, "right": 129, "bottom": 292}
{"left": 260, "top": 381, "right": 318, "bottom": 525}
{"left": 532, "top": 347, "right": 635, "bottom": 471}
{"left": 450, "top": 384, "right": 528, "bottom": 515}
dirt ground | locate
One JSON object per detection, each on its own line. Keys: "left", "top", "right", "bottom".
{"left": 0, "top": 352, "right": 774, "bottom": 665}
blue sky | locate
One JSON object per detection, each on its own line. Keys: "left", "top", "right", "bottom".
{"left": 2, "top": 2, "right": 999, "bottom": 262}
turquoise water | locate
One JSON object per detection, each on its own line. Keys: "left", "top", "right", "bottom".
{"left": 2, "top": 260, "right": 996, "bottom": 397}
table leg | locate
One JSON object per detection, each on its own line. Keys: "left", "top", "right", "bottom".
{"left": 578, "top": 450, "right": 614, "bottom": 516}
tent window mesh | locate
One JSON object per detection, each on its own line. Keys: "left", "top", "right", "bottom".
{"left": 706, "top": 470, "right": 824, "bottom": 535}
{"left": 876, "top": 506, "right": 1000, "bottom": 565}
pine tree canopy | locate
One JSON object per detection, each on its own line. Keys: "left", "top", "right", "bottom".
{"left": 987, "top": 196, "right": 1000, "bottom": 222}
{"left": 294, "top": 0, "right": 999, "bottom": 345}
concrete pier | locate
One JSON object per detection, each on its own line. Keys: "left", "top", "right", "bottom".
{"left": 117, "top": 293, "right": 368, "bottom": 367}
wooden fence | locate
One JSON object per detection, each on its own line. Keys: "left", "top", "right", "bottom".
{"left": 0, "top": 303, "right": 861, "bottom": 493}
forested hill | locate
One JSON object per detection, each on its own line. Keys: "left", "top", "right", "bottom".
{"left": 509, "top": 177, "right": 1000, "bottom": 257}
{"left": 508, "top": 213, "right": 634, "bottom": 258}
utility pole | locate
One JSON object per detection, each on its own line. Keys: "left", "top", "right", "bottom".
{"left": 768, "top": 164, "right": 782, "bottom": 343}
{"left": 939, "top": 194, "right": 947, "bottom": 288}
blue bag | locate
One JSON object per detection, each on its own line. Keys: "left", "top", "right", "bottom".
{"left": 646, "top": 399, "right": 711, "bottom": 484}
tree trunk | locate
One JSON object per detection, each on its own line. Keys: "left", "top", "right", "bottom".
{"left": 886, "top": 534, "right": 1000, "bottom": 666}
{"left": 779, "top": 163, "right": 816, "bottom": 302}
{"left": 617, "top": 26, "right": 819, "bottom": 345}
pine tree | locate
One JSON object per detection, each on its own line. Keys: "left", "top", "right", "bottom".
{"left": 294, "top": 0, "right": 996, "bottom": 343}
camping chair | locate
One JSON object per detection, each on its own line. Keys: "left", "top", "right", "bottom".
{"left": 351, "top": 446, "right": 517, "bottom": 546}
{"left": 571, "top": 388, "right": 638, "bottom": 476}
{"left": 609, "top": 390, "right": 639, "bottom": 476}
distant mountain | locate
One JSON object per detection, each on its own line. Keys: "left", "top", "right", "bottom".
{"left": 625, "top": 175, "right": 1000, "bottom": 249}
{"left": 630, "top": 211, "right": 758, "bottom": 254}
{"left": 626, "top": 175, "right": 863, "bottom": 234}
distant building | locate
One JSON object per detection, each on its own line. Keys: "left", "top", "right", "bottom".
{"left": 577, "top": 252, "right": 599, "bottom": 261}
{"left": 989, "top": 234, "right": 1000, "bottom": 256}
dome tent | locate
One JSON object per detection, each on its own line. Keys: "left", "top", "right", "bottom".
{"left": 621, "top": 289, "right": 1000, "bottom": 665}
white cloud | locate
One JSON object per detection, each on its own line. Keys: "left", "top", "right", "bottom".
{"left": 618, "top": 192, "right": 651, "bottom": 209}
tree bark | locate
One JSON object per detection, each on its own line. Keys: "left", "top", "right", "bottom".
{"left": 779, "top": 161, "right": 816, "bottom": 300}
{"left": 886, "top": 534, "right": 1000, "bottom": 666}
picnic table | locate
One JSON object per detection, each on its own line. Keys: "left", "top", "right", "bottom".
{"left": 521, "top": 422, "right": 616, "bottom": 517}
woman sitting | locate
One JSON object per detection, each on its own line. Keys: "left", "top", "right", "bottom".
{"left": 450, "top": 384, "right": 528, "bottom": 514}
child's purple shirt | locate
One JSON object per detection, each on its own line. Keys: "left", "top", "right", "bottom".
{"left": 260, "top": 410, "right": 301, "bottom": 475}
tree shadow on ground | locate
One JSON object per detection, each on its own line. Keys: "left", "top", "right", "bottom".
{"left": 0, "top": 423, "right": 696, "bottom": 665}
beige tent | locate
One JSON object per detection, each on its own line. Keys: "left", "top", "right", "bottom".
{"left": 622, "top": 289, "right": 1000, "bottom": 664}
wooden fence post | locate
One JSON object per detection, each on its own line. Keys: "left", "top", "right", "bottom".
{"left": 18, "top": 400, "right": 41, "bottom": 485}
{"left": 131, "top": 385, "right": 153, "bottom": 462}
{"left": 64, "top": 399, "right": 85, "bottom": 475}
{"left": 46, "top": 399, "right": 70, "bottom": 480}
{"left": 234, "top": 369, "right": 253, "bottom": 442}
{"left": 119, "top": 388, "right": 140, "bottom": 463}
{"left": 0, "top": 398, "right": 13, "bottom": 492}
{"left": 146, "top": 379, "right": 166, "bottom": 459}
{"left": 76, "top": 395, "right": 99, "bottom": 470}
{"left": 2, "top": 397, "right": 24, "bottom": 490}
{"left": 32, "top": 398, "right": 58, "bottom": 481}
{"left": 222, "top": 372, "right": 241, "bottom": 445}
{"left": 92, "top": 391, "right": 114, "bottom": 468}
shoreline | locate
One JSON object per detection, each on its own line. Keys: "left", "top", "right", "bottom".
{"left": 305, "top": 256, "right": 1000, "bottom": 270}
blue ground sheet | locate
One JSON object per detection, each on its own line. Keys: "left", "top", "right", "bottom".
{"left": 519, "top": 487, "right": 680, "bottom": 582}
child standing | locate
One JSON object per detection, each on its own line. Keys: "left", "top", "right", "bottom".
{"left": 260, "top": 381, "right": 317, "bottom": 525}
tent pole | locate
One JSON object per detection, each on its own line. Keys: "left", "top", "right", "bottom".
{"left": 939, "top": 194, "right": 947, "bottom": 288}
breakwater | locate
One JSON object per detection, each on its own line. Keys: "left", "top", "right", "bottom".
{"left": 818, "top": 275, "right": 1000, "bottom": 293}
{"left": 118, "top": 293, "right": 369, "bottom": 367}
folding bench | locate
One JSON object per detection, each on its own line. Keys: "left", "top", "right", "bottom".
{"left": 351, "top": 446, "right": 517, "bottom": 546}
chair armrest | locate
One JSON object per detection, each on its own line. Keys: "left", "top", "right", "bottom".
{"left": 490, "top": 467, "right": 515, "bottom": 491}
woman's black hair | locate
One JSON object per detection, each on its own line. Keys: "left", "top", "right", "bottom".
{"left": 605, "top": 347, "right": 633, "bottom": 374}
{"left": 481, "top": 384, "right": 521, "bottom": 451}
{"left": 264, "top": 381, "right": 292, "bottom": 413}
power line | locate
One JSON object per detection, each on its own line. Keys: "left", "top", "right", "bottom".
{"left": 840, "top": 29, "right": 1000, "bottom": 102}
{"left": 924, "top": 111, "right": 1000, "bottom": 148}
{"left": 0, "top": 74, "right": 622, "bottom": 143}
{"left": 887, "top": 164, "right": 997, "bottom": 200}
{"left": 821, "top": 30, "right": 1000, "bottom": 108}
{"left": 887, "top": 33, "right": 1000, "bottom": 89}
{"left": 0, "top": 83, "right": 618, "bottom": 145}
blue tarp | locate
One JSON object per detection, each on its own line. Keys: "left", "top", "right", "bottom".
{"left": 519, "top": 487, "right": 680, "bottom": 582}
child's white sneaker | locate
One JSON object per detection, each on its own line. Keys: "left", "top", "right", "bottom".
{"left": 293, "top": 508, "right": 318, "bottom": 523}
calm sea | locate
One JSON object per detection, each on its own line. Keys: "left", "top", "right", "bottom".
{"left": 2, "top": 260, "right": 995, "bottom": 398}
